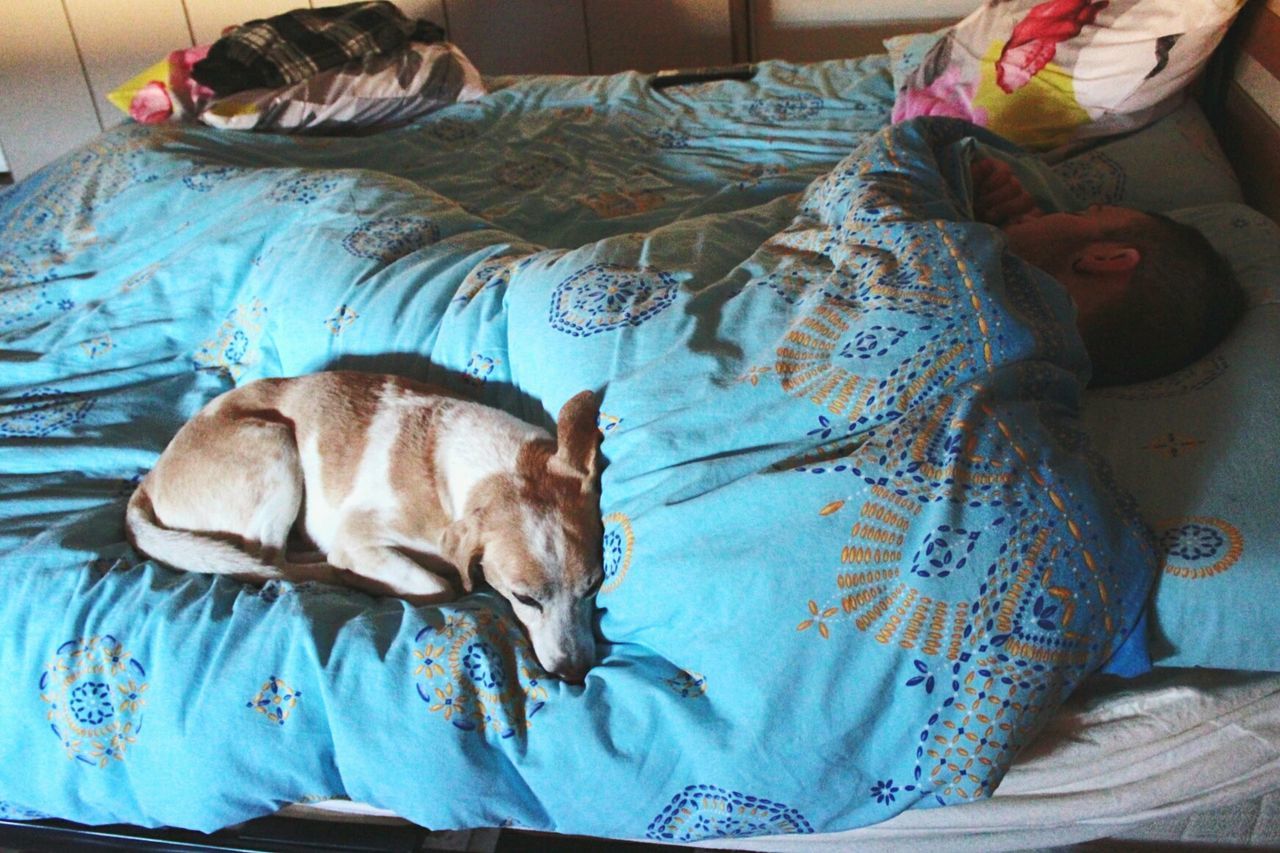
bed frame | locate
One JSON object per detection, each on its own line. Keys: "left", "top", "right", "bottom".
{"left": 2, "top": 2, "right": 1278, "bottom": 851}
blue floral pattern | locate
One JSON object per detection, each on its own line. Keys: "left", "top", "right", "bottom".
{"left": 414, "top": 605, "right": 549, "bottom": 739}
{"left": 39, "top": 636, "right": 148, "bottom": 768}
{"left": 495, "top": 153, "right": 568, "bottom": 190}
{"left": 1157, "top": 517, "right": 1243, "bottom": 580}
{"left": 247, "top": 676, "right": 302, "bottom": 726}
{"left": 748, "top": 95, "right": 824, "bottom": 122}
{"left": 342, "top": 216, "right": 440, "bottom": 263}
{"left": 600, "top": 512, "right": 634, "bottom": 594}
{"left": 549, "top": 263, "right": 678, "bottom": 337}
{"left": 268, "top": 174, "right": 341, "bottom": 204}
{"left": 0, "top": 388, "right": 94, "bottom": 438}
{"left": 647, "top": 785, "right": 813, "bottom": 842}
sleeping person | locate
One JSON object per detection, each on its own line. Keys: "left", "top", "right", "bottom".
{"left": 967, "top": 148, "right": 1246, "bottom": 387}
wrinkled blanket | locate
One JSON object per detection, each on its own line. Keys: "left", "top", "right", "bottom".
{"left": 0, "top": 59, "right": 1154, "bottom": 842}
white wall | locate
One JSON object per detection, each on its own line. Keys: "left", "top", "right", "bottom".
{"left": 751, "top": 0, "right": 979, "bottom": 61}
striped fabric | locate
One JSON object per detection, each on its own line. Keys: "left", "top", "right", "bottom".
{"left": 192, "top": 1, "right": 444, "bottom": 97}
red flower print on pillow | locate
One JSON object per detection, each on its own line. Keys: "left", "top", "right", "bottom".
{"left": 996, "top": 0, "right": 1110, "bottom": 93}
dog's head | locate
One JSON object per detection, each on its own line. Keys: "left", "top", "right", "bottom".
{"left": 441, "top": 390, "right": 603, "bottom": 683}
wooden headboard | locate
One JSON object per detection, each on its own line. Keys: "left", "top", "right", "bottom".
{"left": 1216, "top": 0, "right": 1280, "bottom": 223}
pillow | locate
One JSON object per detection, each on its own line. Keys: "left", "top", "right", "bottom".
{"left": 199, "top": 41, "right": 485, "bottom": 132}
{"left": 1051, "top": 99, "right": 1243, "bottom": 211}
{"left": 106, "top": 46, "right": 214, "bottom": 125}
{"left": 886, "top": 0, "right": 1246, "bottom": 151}
{"left": 1078, "top": 203, "right": 1280, "bottom": 672}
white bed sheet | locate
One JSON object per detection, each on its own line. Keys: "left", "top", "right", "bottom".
{"left": 725, "top": 668, "right": 1280, "bottom": 851}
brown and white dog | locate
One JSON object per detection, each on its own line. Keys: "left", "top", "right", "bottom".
{"left": 126, "top": 371, "right": 604, "bottom": 682}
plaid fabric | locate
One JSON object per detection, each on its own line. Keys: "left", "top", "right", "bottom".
{"left": 192, "top": 1, "right": 444, "bottom": 97}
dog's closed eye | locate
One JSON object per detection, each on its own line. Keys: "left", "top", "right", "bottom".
{"left": 513, "top": 592, "right": 543, "bottom": 611}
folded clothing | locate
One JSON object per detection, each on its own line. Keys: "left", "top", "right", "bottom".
{"left": 192, "top": 0, "right": 444, "bottom": 97}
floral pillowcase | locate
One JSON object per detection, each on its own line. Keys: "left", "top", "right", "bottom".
{"left": 886, "top": 0, "right": 1245, "bottom": 152}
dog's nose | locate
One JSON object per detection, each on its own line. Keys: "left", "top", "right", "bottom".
{"left": 554, "top": 663, "right": 589, "bottom": 685}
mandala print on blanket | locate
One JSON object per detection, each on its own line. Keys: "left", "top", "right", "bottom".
{"left": 748, "top": 95, "right": 824, "bottom": 122}
{"left": 798, "top": 412, "right": 1119, "bottom": 801}
{"left": 182, "top": 165, "right": 246, "bottom": 193}
{"left": 1156, "top": 517, "right": 1243, "bottom": 580}
{"left": 0, "top": 283, "right": 76, "bottom": 333}
{"left": 413, "top": 606, "right": 550, "bottom": 739}
{"left": 1052, "top": 152, "right": 1126, "bottom": 206}
{"left": 342, "top": 216, "right": 441, "bottom": 264}
{"left": 268, "top": 174, "right": 341, "bottom": 205}
{"left": 0, "top": 388, "right": 95, "bottom": 438}
{"left": 599, "top": 512, "right": 635, "bottom": 594}
{"left": 0, "top": 802, "right": 48, "bottom": 821}
{"left": 39, "top": 636, "right": 148, "bottom": 768}
{"left": 464, "top": 353, "right": 500, "bottom": 385}
{"left": 324, "top": 304, "right": 359, "bottom": 335}
{"left": 664, "top": 669, "right": 707, "bottom": 699}
{"left": 495, "top": 153, "right": 569, "bottom": 190}
{"left": 778, "top": 125, "right": 1137, "bottom": 803}
{"left": 549, "top": 264, "right": 679, "bottom": 337}
{"left": 774, "top": 299, "right": 971, "bottom": 430}
{"left": 454, "top": 255, "right": 525, "bottom": 304}
{"left": 247, "top": 676, "right": 302, "bottom": 726}
{"left": 647, "top": 785, "right": 813, "bottom": 842}
{"left": 194, "top": 299, "right": 268, "bottom": 380}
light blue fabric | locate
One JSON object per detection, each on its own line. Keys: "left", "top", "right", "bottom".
{"left": 0, "top": 58, "right": 1156, "bottom": 842}
{"left": 1081, "top": 203, "right": 1280, "bottom": 672}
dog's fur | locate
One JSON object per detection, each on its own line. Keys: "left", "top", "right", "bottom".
{"left": 126, "top": 371, "right": 603, "bottom": 682}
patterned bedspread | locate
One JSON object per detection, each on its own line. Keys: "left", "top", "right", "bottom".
{"left": 0, "top": 57, "right": 1155, "bottom": 841}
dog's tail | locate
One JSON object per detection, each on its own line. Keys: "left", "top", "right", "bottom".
{"left": 125, "top": 485, "right": 289, "bottom": 581}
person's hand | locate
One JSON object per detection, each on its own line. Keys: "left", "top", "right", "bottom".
{"left": 970, "top": 157, "right": 1043, "bottom": 227}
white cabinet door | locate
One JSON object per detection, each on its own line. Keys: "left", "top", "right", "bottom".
{"left": 185, "top": 0, "right": 301, "bottom": 44}
{"left": 0, "top": 0, "right": 103, "bottom": 179}
{"left": 751, "top": 0, "right": 979, "bottom": 61}
{"left": 65, "top": 0, "right": 195, "bottom": 131}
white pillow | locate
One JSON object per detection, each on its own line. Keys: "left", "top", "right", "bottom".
{"left": 887, "top": 0, "right": 1246, "bottom": 151}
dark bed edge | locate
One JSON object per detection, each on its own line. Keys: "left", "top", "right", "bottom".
{"left": 0, "top": 815, "right": 430, "bottom": 852}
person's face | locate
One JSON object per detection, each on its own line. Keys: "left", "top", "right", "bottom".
{"left": 1001, "top": 205, "right": 1155, "bottom": 324}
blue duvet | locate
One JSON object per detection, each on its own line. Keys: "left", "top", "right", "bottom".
{"left": 0, "top": 58, "right": 1154, "bottom": 841}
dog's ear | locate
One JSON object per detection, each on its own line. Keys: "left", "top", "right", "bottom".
{"left": 440, "top": 518, "right": 481, "bottom": 593}
{"left": 552, "top": 390, "right": 601, "bottom": 488}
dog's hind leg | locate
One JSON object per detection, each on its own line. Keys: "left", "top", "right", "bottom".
{"left": 142, "top": 410, "right": 308, "bottom": 580}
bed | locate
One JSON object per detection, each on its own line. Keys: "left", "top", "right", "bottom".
{"left": 2, "top": 0, "right": 1279, "bottom": 849}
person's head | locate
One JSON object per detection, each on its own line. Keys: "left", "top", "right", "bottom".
{"left": 1001, "top": 205, "right": 1247, "bottom": 387}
